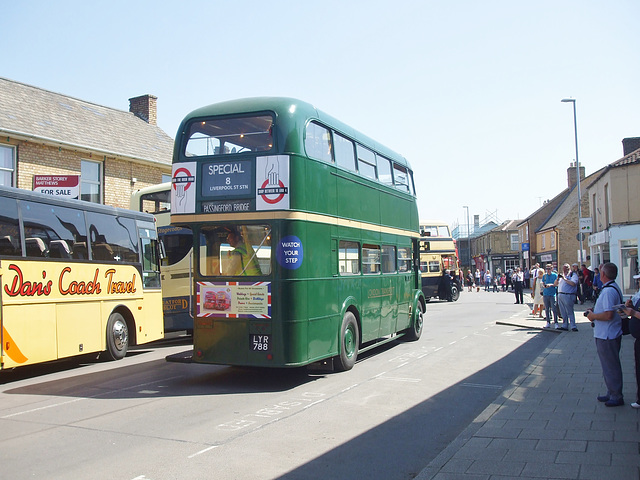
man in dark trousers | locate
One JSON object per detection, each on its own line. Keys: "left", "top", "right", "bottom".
{"left": 513, "top": 266, "right": 524, "bottom": 304}
{"left": 586, "top": 263, "right": 625, "bottom": 407}
{"left": 439, "top": 269, "right": 453, "bottom": 302}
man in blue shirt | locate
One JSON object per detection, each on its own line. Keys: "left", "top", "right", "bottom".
{"left": 542, "top": 264, "right": 560, "bottom": 329}
{"left": 586, "top": 262, "right": 625, "bottom": 407}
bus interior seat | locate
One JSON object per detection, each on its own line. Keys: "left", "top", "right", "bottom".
{"left": 72, "top": 242, "right": 88, "bottom": 259}
{"left": 92, "top": 243, "right": 114, "bottom": 261}
{"left": 49, "top": 239, "right": 71, "bottom": 258}
{"left": 0, "top": 235, "right": 18, "bottom": 255}
{"left": 26, "top": 237, "right": 47, "bottom": 257}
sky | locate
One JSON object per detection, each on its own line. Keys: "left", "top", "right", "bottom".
{"left": 2, "top": 0, "right": 639, "bottom": 231}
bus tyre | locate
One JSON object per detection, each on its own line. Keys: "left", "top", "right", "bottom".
{"left": 336, "top": 312, "right": 359, "bottom": 372}
{"left": 106, "top": 312, "right": 129, "bottom": 361}
{"left": 406, "top": 302, "right": 424, "bottom": 341}
{"left": 450, "top": 284, "right": 460, "bottom": 302}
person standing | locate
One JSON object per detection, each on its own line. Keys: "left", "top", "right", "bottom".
{"left": 484, "top": 270, "right": 492, "bottom": 292}
{"left": 531, "top": 268, "right": 544, "bottom": 317}
{"left": 621, "top": 273, "right": 640, "bottom": 409}
{"left": 556, "top": 263, "right": 579, "bottom": 331}
{"left": 542, "top": 264, "right": 560, "bottom": 329}
{"left": 513, "top": 267, "right": 524, "bottom": 304}
{"left": 586, "top": 262, "right": 625, "bottom": 407}
{"left": 593, "top": 267, "right": 603, "bottom": 299}
{"left": 466, "top": 270, "right": 474, "bottom": 292}
{"left": 573, "top": 263, "right": 585, "bottom": 304}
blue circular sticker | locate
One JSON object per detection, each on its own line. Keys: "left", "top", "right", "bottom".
{"left": 277, "top": 235, "right": 303, "bottom": 270}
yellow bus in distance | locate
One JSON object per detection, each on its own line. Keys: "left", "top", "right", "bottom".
{"left": 419, "top": 221, "right": 462, "bottom": 301}
{"left": 0, "top": 186, "right": 163, "bottom": 369}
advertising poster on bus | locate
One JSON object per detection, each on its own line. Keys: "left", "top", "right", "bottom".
{"left": 196, "top": 281, "right": 271, "bottom": 318}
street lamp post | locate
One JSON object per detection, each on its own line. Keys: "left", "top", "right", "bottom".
{"left": 463, "top": 206, "right": 471, "bottom": 272}
{"left": 561, "top": 98, "right": 583, "bottom": 263}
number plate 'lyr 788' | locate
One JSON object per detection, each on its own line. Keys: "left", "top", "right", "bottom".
{"left": 250, "top": 334, "right": 271, "bottom": 351}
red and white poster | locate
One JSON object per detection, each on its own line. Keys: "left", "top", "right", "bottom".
{"left": 33, "top": 175, "right": 80, "bottom": 199}
{"left": 171, "top": 162, "right": 196, "bottom": 214}
{"left": 256, "top": 155, "right": 289, "bottom": 211}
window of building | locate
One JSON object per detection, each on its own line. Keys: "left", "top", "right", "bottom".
{"left": 505, "top": 258, "right": 519, "bottom": 271}
{"left": 541, "top": 234, "right": 546, "bottom": 249}
{"left": 334, "top": 132, "right": 356, "bottom": 172}
{"left": 510, "top": 233, "right": 519, "bottom": 251}
{"left": 620, "top": 239, "right": 639, "bottom": 296}
{"left": 604, "top": 183, "right": 610, "bottom": 227}
{"left": 81, "top": 160, "right": 102, "bottom": 204}
{"left": 0, "top": 145, "right": 16, "bottom": 187}
{"left": 550, "top": 232, "right": 555, "bottom": 249}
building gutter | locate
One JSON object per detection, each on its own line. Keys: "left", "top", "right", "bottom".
{"left": 1, "top": 128, "right": 171, "bottom": 168}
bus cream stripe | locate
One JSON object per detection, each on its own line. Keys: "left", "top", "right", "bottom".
{"left": 172, "top": 212, "right": 418, "bottom": 238}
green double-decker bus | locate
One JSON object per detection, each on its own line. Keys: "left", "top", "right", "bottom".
{"left": 170, "top": 97, "right": 425, "bottom": 370}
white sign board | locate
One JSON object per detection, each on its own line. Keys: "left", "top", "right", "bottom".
{"left": 33, "top": 175, "right": 80, "bottom": 199}
{"left": 579, "top": 217, "right": 593, "bottom": 233}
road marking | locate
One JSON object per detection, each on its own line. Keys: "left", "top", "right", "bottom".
{"left": 1, "top": 397, "right": 86, "bottom": 419}
{"left": 377, "top": 376, "right": 421, "bottom": 383}
{"left": 188, "top": 445, "right": 218, "bottom": 459}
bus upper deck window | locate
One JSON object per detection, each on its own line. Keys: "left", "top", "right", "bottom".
{"left": 305, "top": 122, "right": 332, "bottom": 163}
{"left": 393, "top": 164, "right": 410, "bottom": 192}
{"left": 185, "top": 115, "right": 273, "bottom": 157}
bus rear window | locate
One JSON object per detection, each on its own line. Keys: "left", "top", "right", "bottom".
{"left": 185, "top": 115, "right": 273, "bottom": 157}
{"left": 199, "top": 224, "right": 271, "bottom": 276}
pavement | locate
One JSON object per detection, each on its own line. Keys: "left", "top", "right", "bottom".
{"left": 416, "top": 293, "right": 640, "bottom": 480}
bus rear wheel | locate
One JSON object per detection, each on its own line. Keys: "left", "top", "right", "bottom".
{"left": 106, "top": 312, "right": 129, "bottom": 361}
{"left": 335, "top": 312, "right": 359, "bottom": 372}
{"left": 450, "top": 284, "right": 460, "bottom": 302}
{"left": 405, "top": 302, "right": 424, "bottom": 341}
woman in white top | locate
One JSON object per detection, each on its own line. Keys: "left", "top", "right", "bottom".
{"left": 531, "top": 268, "right": 544, "bottom": 317}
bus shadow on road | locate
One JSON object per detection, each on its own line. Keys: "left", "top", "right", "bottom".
{"left": 273, "top": 331, "right": 555, "bottom": 480}
{"left": 2, "top": 336, "right": 412, "bottom": 397}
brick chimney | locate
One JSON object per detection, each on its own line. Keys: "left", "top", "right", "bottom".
{"left": 622, "top": 137, "right": 640, "bottom": 156}
{"left": 129, "top": 94, "right": 157, "bottom": 125}
{"left": 567, "top": 162, "right": 585, "bottom": 188}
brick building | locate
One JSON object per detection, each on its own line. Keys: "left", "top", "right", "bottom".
{"left": 534, "top": 163, "right": 604, "bottom": 268}
{"left": 587, "top": 139, "right": 640, "bottom": 295}
{"left": 0, "top": 77, "right": 173, "bottom": 208}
